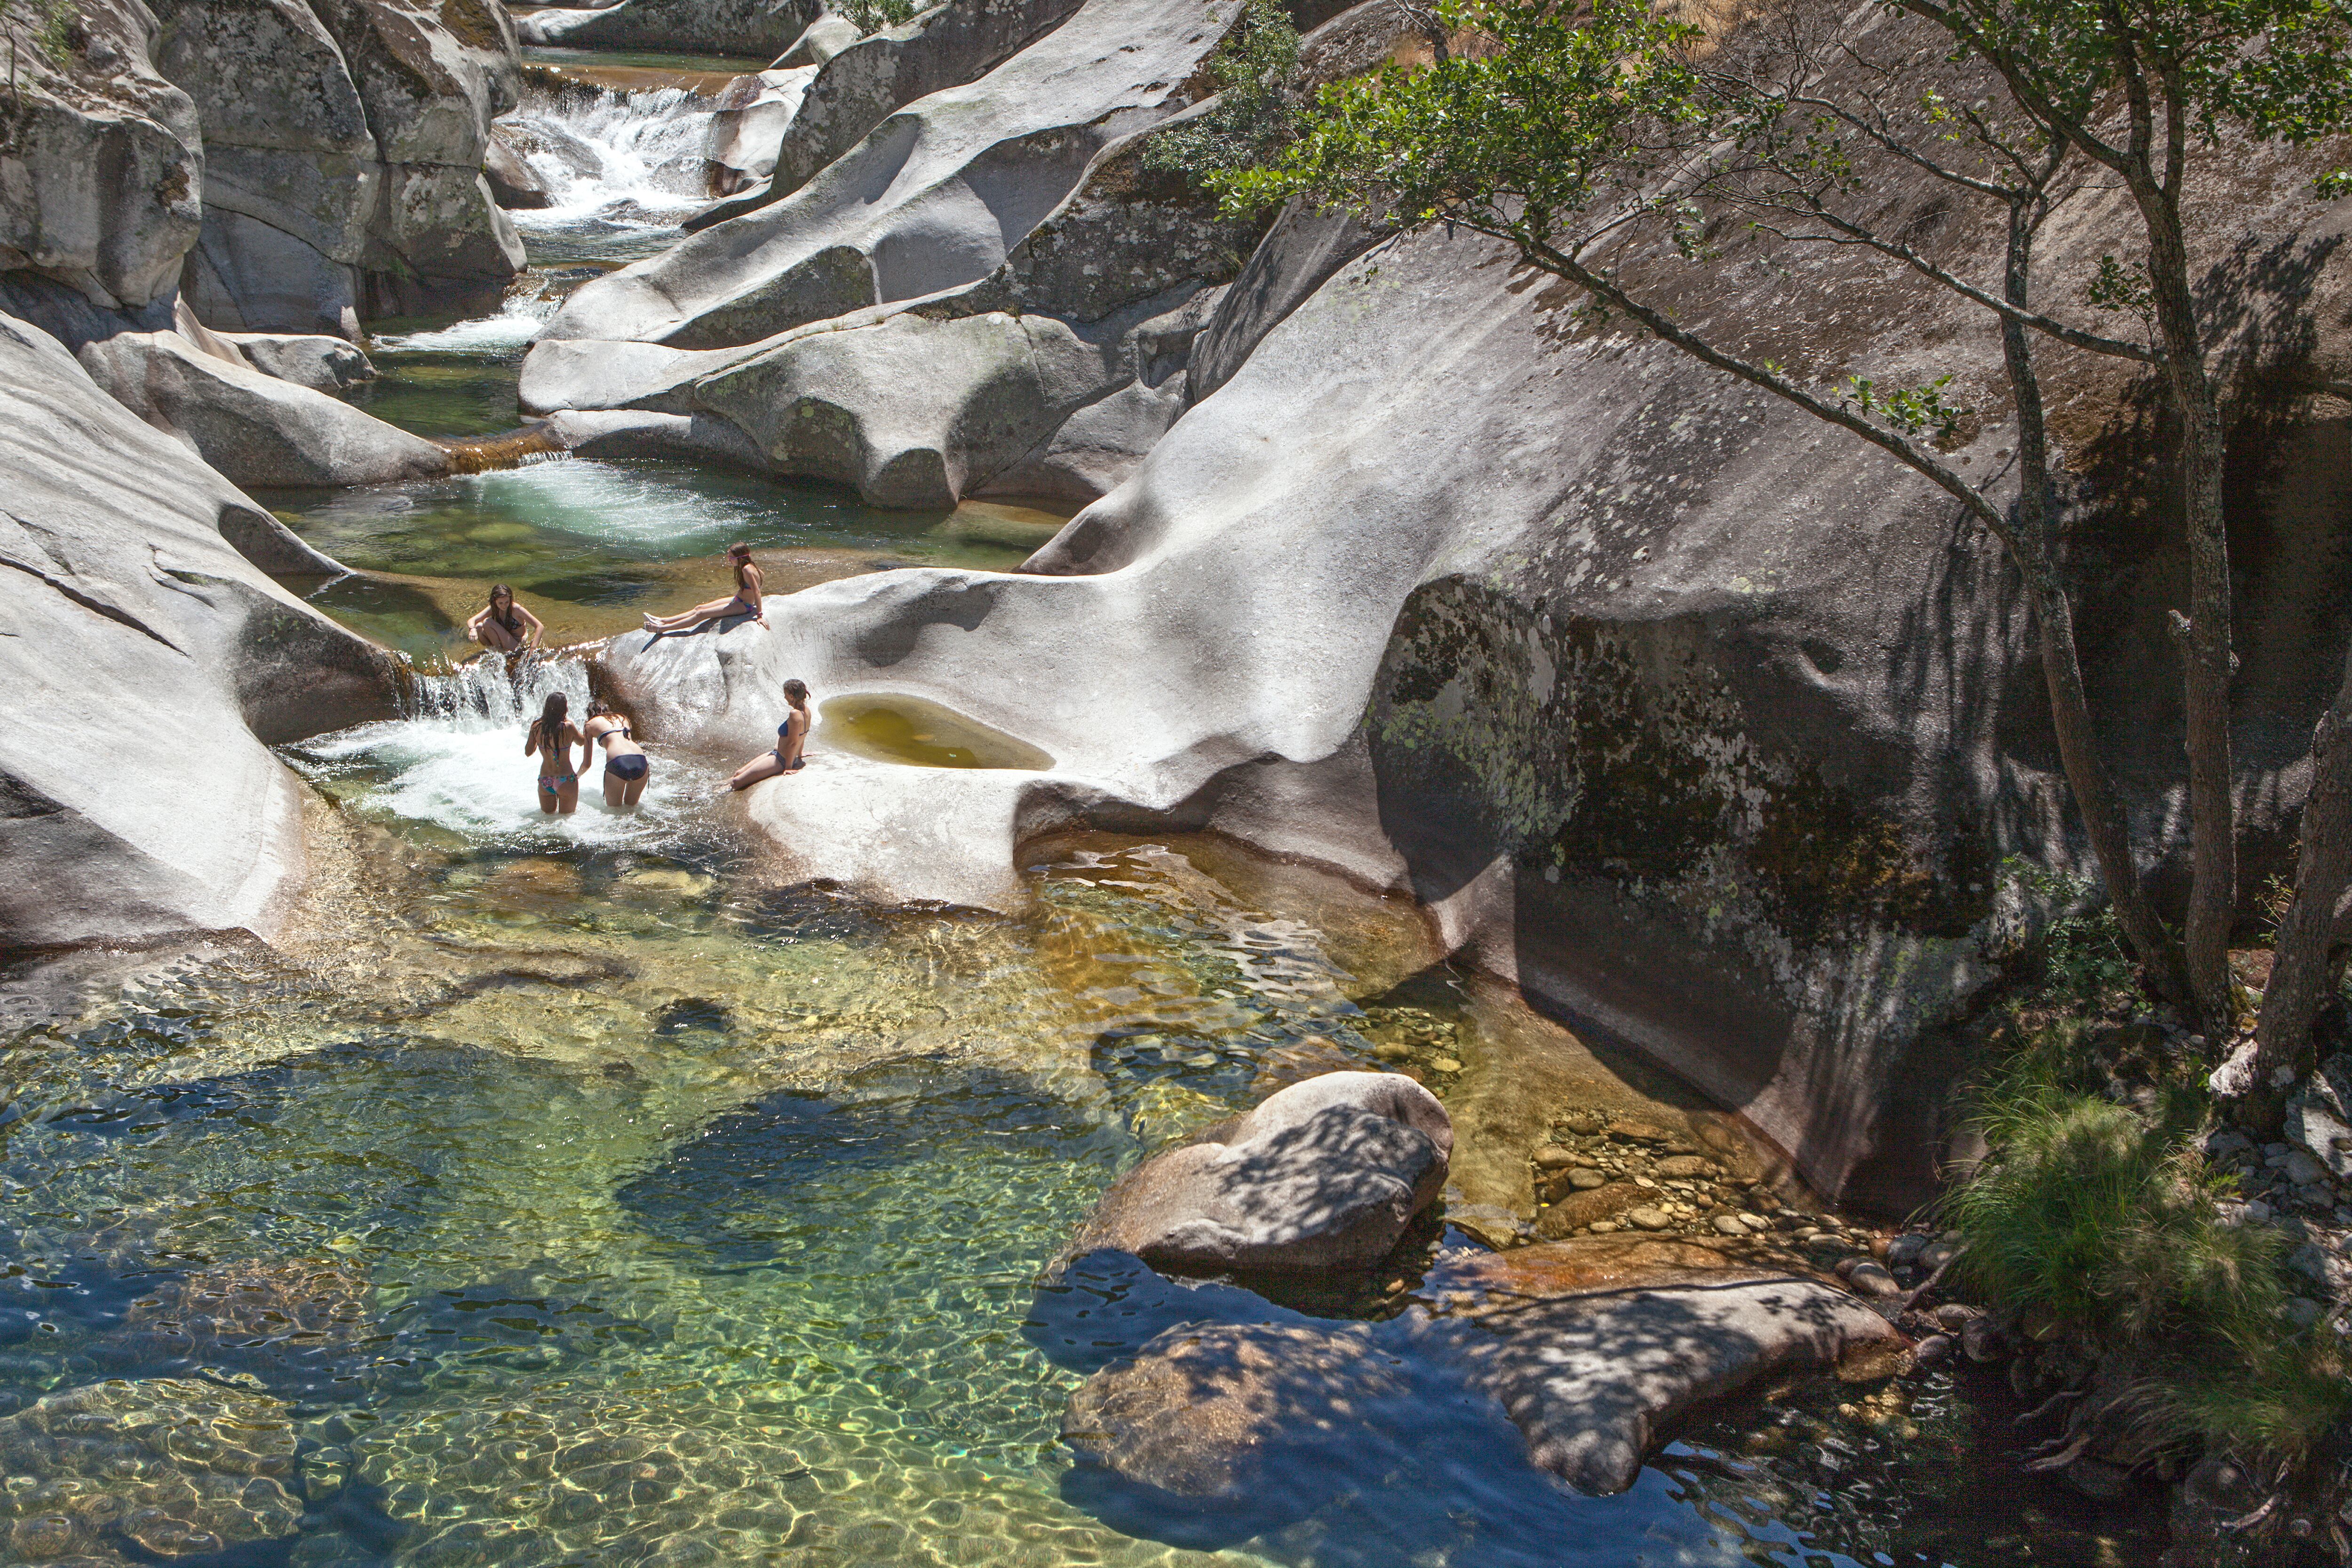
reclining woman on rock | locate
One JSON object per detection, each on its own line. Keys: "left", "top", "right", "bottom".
{"left": 525, "top": 691, "right": 589, "bottom": 815}
{"left": 583, "top": 700, "right": 650, "bottom": 809}
{"left": 644, "top": 542, "right": 766, "bottom": 635}
{"left": 729, "top": 679, "right": 811, "bottom": 791}
{"left": 468, "top": 583, "right": 542, "bottom": 653}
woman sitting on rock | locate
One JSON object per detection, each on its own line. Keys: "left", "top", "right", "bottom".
{"left": 583, "top": 700, "right": 650, "bottom": 809}
{"left": 525, "top": 691, "right": 588, "bottom": 815}
{"left": 730, "top": 679, "right": 811, "bottom": 791}
{"left": 468, "top": 583, "right": 542, "bottom": 653}
{"left": 644, "top": 542, "right": 766, "bottom": 635}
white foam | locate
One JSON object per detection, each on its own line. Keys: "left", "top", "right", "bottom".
{"left": 502, "top": 85, "right": 719, "bottom": 237}
{"left": 372, "top": 289, "right": 556, "bottom": 353}
{"left": 298, "top": 657, "right": 716, "bottom": 847}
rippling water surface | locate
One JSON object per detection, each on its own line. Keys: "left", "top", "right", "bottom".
{"left": 0, "top": 662, "right": 2169, "bottom": 1568}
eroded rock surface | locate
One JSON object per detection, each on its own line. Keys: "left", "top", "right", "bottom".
{"left": 538, "top": 0, "right": 1234, "bottom": 350}
{"left": 515, "top": 0, "right": 818, "bottom": 56}
{"left": 1065, "top": 1071, "right": 1451, "bottom": 1273}
{"left": 0, "top": 308, "right": 401, "bottom": 953}
{"left": 155, "top": 0, "right": 524, "bottom": 333}
{"left": 0, "top": 0, "right": 206, "bottom": 310}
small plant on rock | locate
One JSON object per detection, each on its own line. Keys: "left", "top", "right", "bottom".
{"left": 1144, "top": 0, "right": 1302, "bottom": 184}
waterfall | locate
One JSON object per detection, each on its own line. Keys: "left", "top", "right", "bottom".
{"left": 407, "top": 652, "right": 594, "bottom": 729}
{"left": 501, "top": 84, "right": 722, "bottom": 235}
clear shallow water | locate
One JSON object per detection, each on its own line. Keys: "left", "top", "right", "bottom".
{"left": 0, "top": 669, "right": 2169, "bottom": 1568}
{"left": 266, "top": 462, "right": 1068, "bottom": 661}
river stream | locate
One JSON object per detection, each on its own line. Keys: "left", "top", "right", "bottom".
{"left": 0, "top": 53, "right": 2173, "bottom": 1568}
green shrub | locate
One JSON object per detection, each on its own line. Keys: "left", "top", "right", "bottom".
{"left": 835, "top": 0, "right": 923, "bottom": 35}
{"left": 1145, "top": 0, "right": 1302, "bottom": 185}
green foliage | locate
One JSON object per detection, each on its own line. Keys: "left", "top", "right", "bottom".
{"left": 2082, "top": 255, "right": 2155, "bottom": 328}
{"left": 1907, "top": 0, "right": 2352, "bottom": 154}
{"left": 1212, "top": 0, "right": 1704, "bottom": 233}
{"left": 2005, "top": 860, "right": 2142, "bottom": 1006}
{"left": 1144, "top": 0, "right": 1302, "bottom": 186}
{"left": 834, "top": 0, "right": 922, "bottom": 36}
{"left": 1950, "top": 1034, "right": 2348, "bottom": 1472}
{"left": 1840, "top": 374, "right": 1965, "bottom": 444}
{"left": 1949, "top": 1086, "right": 2262, "bottom": 1341}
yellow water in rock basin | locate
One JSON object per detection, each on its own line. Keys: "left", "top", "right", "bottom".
{"left": 819, "top": 693, "right": 1056, "bottom": 771}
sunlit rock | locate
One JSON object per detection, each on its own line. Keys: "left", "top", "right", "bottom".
{"left": 0, "top": 307, "right": 400, "bottom": 953}
{"left": 1065, "top": 1070, "right": 1451, "bottom": 1273}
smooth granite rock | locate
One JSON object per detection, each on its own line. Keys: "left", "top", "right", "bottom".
{"left": 77, "top": 321, "right": 453, "bottom": 486}
{"left": 706, "top": 64, "right": 820, "bottom": 197}
{"left": 0, "top": 0, "right": 206, "bottom": 310}
{"left": 0, "top": 308, "right": 401, "bottom": 954}
{"left": 538, "top": 0, "right": 1233, "bottom": 350}
{"left": 514, "top": 0, "right": 818, "bottom": 56}
{"left": 1059, "top": 1236, "right": 1908, "bottom": 1507}
{"left": 1065, "top": 1071, "right": 1452, "bottom": 1273}
{"left": 157, "top": 0, "right": 524, "bottom": 332}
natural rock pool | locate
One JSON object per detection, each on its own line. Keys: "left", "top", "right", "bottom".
{"left": 0, "top": 664, "right": 2169, "bottom": 1567}
{"left": 0, "top": 49, "right": 2172, "bottom": 1568}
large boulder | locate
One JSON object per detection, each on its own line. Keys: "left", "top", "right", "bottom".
{"left": 0, "top": 308, "right": 402, "bottom": 953}
{"left": 1065, "top": 1071, "right": 1452, "bottom": 1273}
{"left": 538, "top": 0, "right": 1234, "bottom": 350}
{"left": 748, "top": 0, "right": 1087, "bottom": 212}
{"left": 155, "top": 0, "right": 524, "bottom": 333}
{"left": 1058, "top": 1237, "right": 1908, "bottom": 1510}
{"left": 0, "top": 0, "right": 206, "bottom": 310}
{"left": 512, "top": 0, "right": 818, "bottom": 56}
{"left": 79, "top": 319, "right": 452, "bottom": 485}
{"left": 528, "top": 92, "right": 1260, "bottom": 504}
{"left": 705, "top": 64, "right": 821, "bottom": 198}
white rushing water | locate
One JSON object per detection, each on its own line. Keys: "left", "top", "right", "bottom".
{"left": 300, "top": 655, "right": 713, "bottom": 845}
{"left": 504, "top": 85, "right": 720, "bottom": 236}
{"left": 370, "top": 285, "right": 557, "bottom": 353}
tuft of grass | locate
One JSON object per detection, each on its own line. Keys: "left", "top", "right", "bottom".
{"left": 1948, "top": 1084, "right": 2282, "bottom": 1347}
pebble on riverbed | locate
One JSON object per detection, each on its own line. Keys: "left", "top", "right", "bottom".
{"left": 1516, "top": 1105, "right": 1896, "bottom": 1284}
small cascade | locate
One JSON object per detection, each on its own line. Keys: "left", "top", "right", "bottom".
{"left": 407, "top": 651, "right": 594, "bottom": 728}
{"left": 500, "top": 84, "right": 722, "bottom": 235}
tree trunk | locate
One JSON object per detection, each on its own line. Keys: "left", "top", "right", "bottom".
{"left": 1998, "top": 193, "right": 2187, "bottom": 1001}
{"left": 2249, "top": 642, "right": 2352, "bottom": 1095}
{"left": 2134, "top": 175, "right": 2238, "bottom": 1027}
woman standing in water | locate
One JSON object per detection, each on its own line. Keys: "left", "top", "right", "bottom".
{"left": 644, "top": 543, "right": 766, "bottom": 634}
{"left": 525, "top": 692, "right": 588, "bottom": 814}
{"left": 467, "top": 584, "right": 542, "bottom": 652}
{"left": 730, "top": 679, "right": 811, "bottom": 790}
{"left": 583, "top": 700, "right": 650, "bottom": 809}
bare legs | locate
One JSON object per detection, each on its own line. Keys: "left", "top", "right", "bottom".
{"left": 643, "top": 597, "right": 755, "bottom": 634}
{"left": 603, "top": 768, "right": 648, "bottom": 808}
{"left": 729, "top": 750, "right": 803, "bottom": 791}
{"left": 537, "top": 777, "right": 579, "bottom": 815}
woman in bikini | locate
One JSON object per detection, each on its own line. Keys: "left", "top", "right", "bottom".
{"left": 729, "top": 678, "right": 811, "bottom": 791}
{"left": 644, "top": 543, "right": 767, "bottom": 634}
{"left": 468, "top": 583, "right": 542, "bottom": 653}
{"left": 583, "top": 700, "right": 650, "bottom": 809}
{"left": 525, "top": 691, "right": 588, "bottom": 815}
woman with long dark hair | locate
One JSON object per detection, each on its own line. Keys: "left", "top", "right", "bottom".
{"left": 467, "top": 584, "right": 542, "bottom": 652}
{"left": 729, "top": 678, "right": 811, "bottom": 791}
{"left": 525, "top": 691, "right": 588, "bottom": 814}
{"left": 643, "top": 543, "right": 765, "bottom": 634}
{"left": 583, "top": 699, "right": 650, "bottom": 809}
